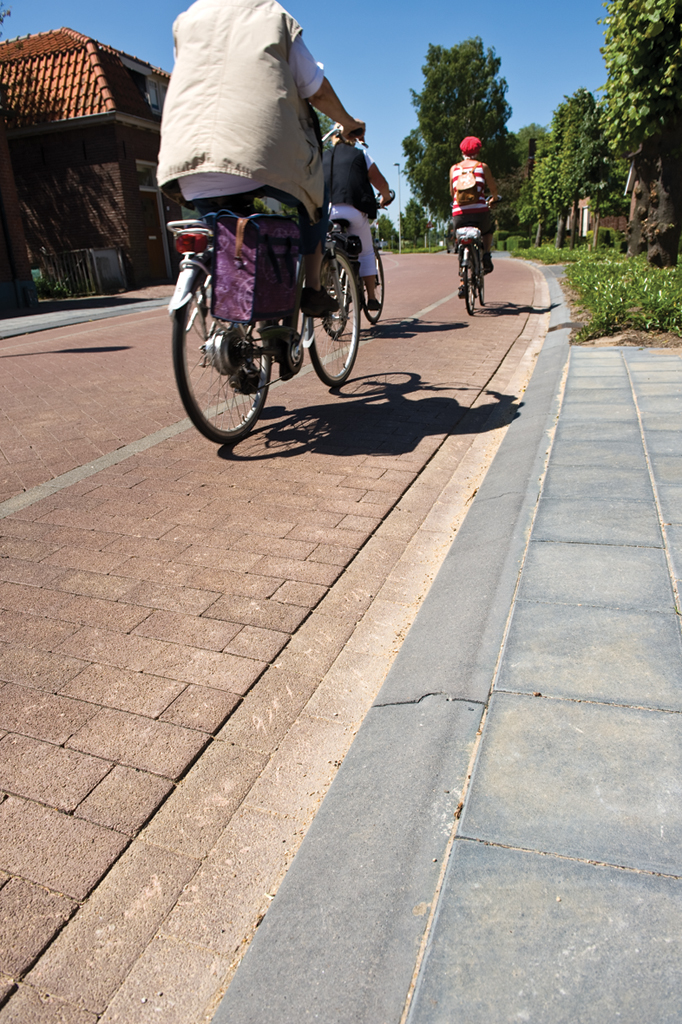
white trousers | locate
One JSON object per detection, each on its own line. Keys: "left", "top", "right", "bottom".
{"left": 329, "top": 204, "right": 377, "bottom": 277}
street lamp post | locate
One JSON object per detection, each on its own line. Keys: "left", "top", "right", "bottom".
{"left": 393, "top": 162, "right": 402, "bottom": 255}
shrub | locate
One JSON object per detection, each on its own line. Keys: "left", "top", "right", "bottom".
{"left": 505, "top": 235, "right": 530, "bottom": 251}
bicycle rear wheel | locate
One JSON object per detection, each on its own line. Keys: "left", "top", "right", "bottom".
{"left": 464, "top": 262, "right": 476, "bottom": 316}
{"left": 363, "top": 250, "right": 384, "bottom": 325}
{"left": 478, "top": 253, "right": 486, "bottom": 306}
{"left": 309, "top": 250, "right": 360, "bottom": 387}
{"left": 172, "top": 277, "right": 271, "bottom": 445}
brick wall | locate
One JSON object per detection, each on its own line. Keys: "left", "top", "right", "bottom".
{"left": 8, "top": 119, "right": 182, "bottom": 288}
{"left": 0, "top": 116, "right": 32, "bottom": 283}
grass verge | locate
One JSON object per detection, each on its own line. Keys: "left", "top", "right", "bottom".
{"left": 513, "top": 247, "right": 682, "bottom": 341}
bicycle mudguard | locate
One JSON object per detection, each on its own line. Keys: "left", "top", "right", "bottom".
{"left": 301, "top": 316, "right": 315, "bottom": 349}
{"left": 168, "top": 265, "right": 204, "bottom": 316}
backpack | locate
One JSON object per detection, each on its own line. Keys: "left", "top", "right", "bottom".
{"left": 455, "top": 163, "right": 481, "bottom": 206}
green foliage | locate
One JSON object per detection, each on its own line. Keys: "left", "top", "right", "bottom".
{"left": 402, "top": 38, "right": 512, "bottom": 220}
{"left": 0, "top": 4, "right": 10, "bottom": 38}
{"left": 601, "top": 0, "right": 682, "bottom": 150}
{"left": 35, "top": 276, "right": 71, "bottom": 299}
{"left": 313, "top": 111, "right": 336, "bottom": 150}
{"left": 376, "top": 213, "right": 396, "bottom": 245}
{"left": 514, "top": 246, "right": 682, "bottom": 338}
{"left": 505, "top": 235, "right": 530, "bottom": 251}
{"left": 511, "top": 245, "right": 586, "bottom": 265}
{"left": 402, "top": 197, "right": 429, "bottom": 244}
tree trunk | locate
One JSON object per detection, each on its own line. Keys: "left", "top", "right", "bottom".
{"left": 555, "top": 212, "right": 567, "bottom": 249}
{"left": 592, "top": 210, "right": 600, "bottom": 251}
{"left": 569, "top": 199, "right": 578, "bottom": 250}
{"left": 632, "top": 122, "right": 682, "bottom": 267}
{"left": 535, "top": 220, "right": 543, "bottom": 247}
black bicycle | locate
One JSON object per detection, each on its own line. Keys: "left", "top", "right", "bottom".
{"left": 166, "top": 215, "right": 360, "bottom": 445}
{"left": 456, "top": 225, "right": 485, "bottom": 316}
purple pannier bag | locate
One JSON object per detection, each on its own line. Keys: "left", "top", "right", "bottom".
{"left": 212, "top": 213, "right": 300, "bottom": 323}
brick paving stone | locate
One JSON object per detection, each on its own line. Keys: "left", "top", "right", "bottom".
{"left": 0, "top": 796, "right": 127, "bottom": 899}
{"left": 272, "top": 579, "right": 327, "bottom": 607}
{"left": 0, "top": 975, "right": 14, "bottom": 1010}
{"left": 59, "top": 664, "right": 184, "bottom": 718}
{"left": 55, "top": 595, "right": 152, "bottom": 633}
{"left": 307, "top": 542, "right": 358, "bottom": 566}
{"left": 158, "top": 806, "right": 302, "bottom": 955}
{"left": 120, "top": 580, "right": 219, "bottom": 615}
{"left": 0, "top": 610, "right": 79, "bottom": 652}
{"left": 246, "top": 555, "right": 342, "bottom": 587}
{"left": 157, "top": 646, "right": 265, "bottom": 692}
{"left": 187, "top": 566, "right": 282, "bottom": 598}
{"left": 141, "top": 741, "right": 267, "bottom": 859}
{"left": 0, "top": 684, "right": 97, "bottom": 744}
{"left": 215, "top": 665, "right": 310, "bottom": 753}
{"left": 175, "top": 546, "right": 262, "bottom": 572}
{"left": 0, "top": 734, "right": 111, "bottom": 812}
{"left": 27, "top": 841, "right": 197, "bottom": 1014}
{"left": 0, "top": 644, "right": 87, "bottom": 693}
{"left": 75, "top": 766, "right": 173, "bottom": 836}
{"left": 0, "top": 877, "right": 76, "bottom": 977}
{"left": 0, "top": 986, "right": 97, "bottom": 1024}
{"left": 98, "top": 936, "right": 230, "bottom": 1024}
{"left": 108, "top": 557, "right": 204, "bottom": 587}
{"left": 224, "top": 624, "right": 290, "bottom": 662}
{"left": 40, "top": 548, "right": 131, "bottom": 575}
{"left": 132, "top": 609, "right": 241, "bottom": 651}
{"left": 48, "top": 570, "right": 137, "bottom": 602}
{"left": 159, "top": 685, "right": 240, "bottom": 734}
{"left": 0, "top": 538, "right": 59, "bottom": 563}
{"left": 202, "top": 593, "right": 308, "bottom": 633}
{"left": 0, "top": 582, "right": 74, "bottom": 619}
{"left": 66, "top": 709, "right": 207, "bottom": 779}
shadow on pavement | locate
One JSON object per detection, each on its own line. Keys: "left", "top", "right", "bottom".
{"left": 218, "top": 371, "right": 523, "bottom": 462}
{"left": 0, "top": 345, "right": 132, "bottom": 357}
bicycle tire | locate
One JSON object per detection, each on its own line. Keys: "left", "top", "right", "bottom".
{"left": 464, "top": 263, "right": 476, "bottom": 316}
{"left": 172, "top": 276, "right": 271, "bottom": 446}
{"left": 309, "top": 250, "right": 360, "bottom": 387}
{"left": 363, "top": 250, "right": 385, "bottom": 325}
{"left": 478, "top": 252, "right": 486, "bottom": 306}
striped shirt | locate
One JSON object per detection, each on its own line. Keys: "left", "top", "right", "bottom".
{"left": 451, "top": 162, "right": 487, "bottom": 216}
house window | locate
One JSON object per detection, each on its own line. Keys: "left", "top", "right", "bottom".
{"left": 147, "top": 79, "right": 160, "bottom": 111}
{"left": 137, "top": 163, "right": 157, "bottom": 188}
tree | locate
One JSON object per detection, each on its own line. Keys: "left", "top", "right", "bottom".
{"left": 0, "top": 4, "right": 10, "bottom": 38}
{"left": 376, "top": 213, "right": 397, "bottom": 247}
{"left": 402, "top": 38, "right": 512, "bottom": 220}
{"left": 602, "top": 0, "right": 682, "bottom": 266}
{"left": 402, "top": 198, "right": 428, "bottom": 246}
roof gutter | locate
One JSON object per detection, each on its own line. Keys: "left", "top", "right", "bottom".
{"left": 5, "top": 109, "right": 161, "bottom": 139}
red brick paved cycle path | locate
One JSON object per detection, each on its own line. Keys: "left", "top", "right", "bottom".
{"left": 0, "top": 254, "right": 543, "bottom": 1023}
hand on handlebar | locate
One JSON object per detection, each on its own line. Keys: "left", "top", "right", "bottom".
{"left": 487, "top": 195, "right": 503, "bottom": 207}
{"left": 379, "top": 189, "right": 395, "bottom": 209}
{"left": 341, "top": 118, "right": 366, "bottom": 142}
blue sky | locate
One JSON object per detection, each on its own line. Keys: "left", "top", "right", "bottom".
{"left": 5, "top": 0, "right": 608, "bottom": 209}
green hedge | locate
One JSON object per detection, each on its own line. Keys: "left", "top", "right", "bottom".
{"left": 505, "top": 235, "right": 530, "bottom": 251}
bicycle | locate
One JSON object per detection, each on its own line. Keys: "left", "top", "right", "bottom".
{"left": 329, "top": 198, "right": 392, "bottom": 327}
{"left": 166, "top": 211, "right": 360, "bottom": 446}
{"left": 455, "top": 197, "right": 502, "bottom": 316}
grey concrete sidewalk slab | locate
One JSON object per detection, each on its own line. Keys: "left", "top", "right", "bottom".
{"left": 540, "top": 463, "right": 654, "bottom": 500}
{"left": 546, "top": 438, "right": 647, "bottom": 469}
{"left": 517, "top": 539, "right": 674, "bottom": 611}
{"left": 496, "top": 601, "right": 682, "bottom": 709}
{"left": 532, "top": 497, "right": 662, "bottom": 546}
{"left": 407, "top": 841, "right": 682, "bottom": 1024}
{"left": 647, "top": 454, "right": 682, "bottom": 483}
{"left": 656, "top": 485, "right": 682, "bottom": 523}
{"left": 212, "top": 696, "right": 480, "bottom": 1024}
{"left": 460, "top": 692, "right": 682, "bottom": 875}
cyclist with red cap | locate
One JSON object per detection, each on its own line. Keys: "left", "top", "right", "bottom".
{"left": 449, "top": 136, "right": 499, "bottom": 281}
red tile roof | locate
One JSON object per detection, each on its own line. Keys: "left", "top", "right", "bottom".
{"left": 0, "top": 28, "right": 169, "bottom": 129}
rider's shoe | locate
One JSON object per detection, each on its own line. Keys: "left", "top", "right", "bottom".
{"left": 483, "top": 253, "right": 494, "bottom": 275}
{"left": 301, "top": 286, "right": 339, "bottom": 317}
{"left": 458, "top": 284, "right": 465, "bottom": 299}
{"left": 366, "top": 298, "right": 381, "bottom": 311}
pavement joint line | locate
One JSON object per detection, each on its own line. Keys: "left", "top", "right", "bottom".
{"left": 623, "top": 350, "right": 682, "bottom": 615}
{"left": 492, "top": 688, "right": 682, "bottom": 715}
{"left": 399, "top": 698, "right": 490, "bottom": 1024}
{"left": 452, "top": 835, "right": 682, "bottom": 880}
{"left": 0, "top": 287, "right": 547, "bottom": 521}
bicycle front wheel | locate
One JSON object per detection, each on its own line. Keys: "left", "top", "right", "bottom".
{"left": 464, "top": 263, "right": 476, "bottom": 316}
{"left": 363, "top": 250, "right": 385, "bottom": 325}
{"left": 172, "top": 278, "right": 271, "bottom": 446}
{"left": 309, "top": 250, "right": 360, "bottom": 387}
{"left": 478, "top": 255, "right": 486, "bottom": 306}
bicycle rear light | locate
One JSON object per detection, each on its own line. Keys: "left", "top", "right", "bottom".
{"left": 175, "top": 232, "right": 208, "bottom": 254}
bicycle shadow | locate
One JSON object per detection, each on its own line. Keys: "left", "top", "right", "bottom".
{"left": 218, "top": 371, "right": 524, "bottom": 462}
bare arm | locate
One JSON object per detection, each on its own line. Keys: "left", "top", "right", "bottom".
{"left": 482, "top": 163, "right": 499, "bottom": 201}
{"left": 368, "top": 163, "right": 392, "bottom": 205}
{"left": 449, "top": 164, "right": 458, "bottom": 198}
{"left": 308, "top": 78, "right": 365, "bottom": 139}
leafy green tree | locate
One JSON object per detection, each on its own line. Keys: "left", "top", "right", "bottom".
{"left": 0, "top": 4, "right": 10, "bottom": 37}
{"left": 601, "top": 0, "right": 682, "bottom": 266}
{"left": 402, "top": 198, "right": 428, "bottom": 245}
{"left": 376, "top": 213, "right": 396, "bottom": 247}
{"left": 402, "top": 38, "right": 512, "bottom": 221}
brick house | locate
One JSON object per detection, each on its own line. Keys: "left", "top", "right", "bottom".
{"left": 0, "top": 87, "right": 37, "bottom": 310}
{"left": 0, "top": 28, "right": 183, "bottom": 289}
